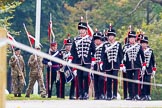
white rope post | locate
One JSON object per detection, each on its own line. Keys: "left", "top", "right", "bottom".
{"left": 33, "top": 0, "right": 41, "bottom": 95}
{"left": 0, "top": 28, "right": 7, "bottom": 108}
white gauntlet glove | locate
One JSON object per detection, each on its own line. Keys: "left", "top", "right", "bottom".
{"left": 152, "top": 67, "right": 157, "bottom": 78}
{"left": 99, "top": 62, "right": 103, "bottom": 71}
{"left": 47, "top": 62, "right": 52, "bottom": 66}
{"left": 123, "top": 66, "right": 126, "bottom": 73}
{"left": 91, "top": 57, "right": 96, "bottom": 66}
{"left": 120, "top": 64, "right": 126, "bottom": 73}
{"left": 142, "top": 62, "right": 146, "bottom": 71}
{"left": 142, "top": 66, "right": 146, "bottom": 72}
{"left": 72, "top": 68, "right": 77, "bottom": 77}
{"left": 68, "top": 56, "right": 73, "bottom": 63}
{"left": 152, "top": 71, "right": 155, "bottom": 78}
{"left": 141, "top": 70, "right": 145, "bottom": 76}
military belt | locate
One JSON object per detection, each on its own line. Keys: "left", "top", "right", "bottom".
{"left": 52, "top": 65, "right": 60, "bottom": 67}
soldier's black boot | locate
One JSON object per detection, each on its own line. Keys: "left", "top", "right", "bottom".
{"left": 69, "top": 95, "right": 75, "bottom": 100}
{"left": 83, "top": 92, "right": 89, "bottom": 100}
{"left": 17, "top": 93, "right": 22, "bottom": 97}
{"left": 112, "top": 96, "right": 117, "bottom": 100}
{"left": 99, "top": 94, "right": 105, "bottom": 100}
{"left": 25, "top": 94, "right": 30, "bottom": 98}
{"left": 78, "top": 95, "right": 83, "bottom": 100}
{"left": 133, "top": 95, "right": 141, "bottom": 100}
{"left": 94, "top": 94, "right": 99, "bottom": 100}
{"left": 147, "top": 95, "right": 151, "bottom": 101}
{"left": 141, "top": 95, "right": 147, "bottom": 101}
{"left": 126, "top": 96, "right": 132, "bottom": 100}
{"left": 14, "top": 94, "right": 18, "bottom": 97}
{"left": 106, "top": 97, "right": 112, "bottom": 101}
{"left": 41, "top": 95, "right": 46, "bottom": 98}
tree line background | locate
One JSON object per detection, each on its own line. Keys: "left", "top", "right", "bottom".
{"left": 1, "top": 0, "right": 162, "bottom": 99}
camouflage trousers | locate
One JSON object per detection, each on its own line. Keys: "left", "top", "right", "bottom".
{"left": 12, "top": 75, "right": 24, "bottom": 94}
{"left": 26, "top": 72, "right": 46, "bottom": 96}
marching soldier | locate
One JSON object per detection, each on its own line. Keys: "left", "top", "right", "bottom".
{"left": 25, "top": 46, "right": 46, "bottom": 98}
{"left": 123, "top": 30, "right": 146, "bottom": 100}
{"left": 59, "top": 47, "right": 66, "bottom": 99}
{"left": 60, "top": 36, "right": 76, "bottom": 99}
{"left": 9, "top": 48, "right": 26, "bottom": 97}
{"left": 70, "top": 19, "right": 96, "bottom": 100}
{"left": 101, "top": 25, "right": 123, "bottom": 100}
{"left": 93, "top": 31, "right": 105, "bottom": 100}
{"left": 101, "top": 31, "right": 108, "bottom": 98}
{"left": 140, "top": 36, "right": 156, "bottom": 100}
{"left": 136, "top": 31, "right": 144, "bottom": 97}
{"left": 42, "top": 42, "right": 62, "bottom": 98}
{"left": 123, "top": 36, "right": 129, "bottom": 99}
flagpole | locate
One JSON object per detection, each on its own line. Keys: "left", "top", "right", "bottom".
{"left": 33, "top": 0, "right": 41, "bottom": 95}
{"left": 35, "top": 0, "right": 41, "bottom": 47}
{"left": 49, "top": 13, "right": 52, "bottom": 92}
{"left": 23, "top": 23, "right": 32, "bottom": 47}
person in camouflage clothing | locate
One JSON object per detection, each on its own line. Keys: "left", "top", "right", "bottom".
{"left": 25, "top": 46, "right": 46, "bottom": 98}
{"left": 9, "top": 48, "right": 26, "bottom": 97}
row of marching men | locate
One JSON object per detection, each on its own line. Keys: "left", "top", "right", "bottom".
{"left": 43, "top": 21, "right": 156, "bottom": 100}
{"left": 59, "top": 21, "right": 156, "bottom": 100}
{"left": 9, "top": 20, "right": 156, "bottom": 101}
{"left": 123, "top": 31, "right": 156, "bottom": 101}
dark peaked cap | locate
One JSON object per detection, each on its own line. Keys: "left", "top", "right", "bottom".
{"left": 78, "top": 22, "right": 87, "bottom": 30}
{"left": 128, "top": 31, "right": 136, "bottom": 38}
{"left": 140, "top": 36, "right": 148, "bottom": 43}
{"left": 93, "top": 32, "right": 102, "bottom": 40}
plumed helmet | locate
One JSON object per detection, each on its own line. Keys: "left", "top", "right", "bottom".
{"left": 63, "top": 34, "right": 72, "bottom": 45}
{"left": 128, "top": 31, "right": 136, "bottom": 38}
{"left": 78, "top": 22, "right": 87, "bottom": 30}
{"left": 140, "top": 36, "right": 148, "bottom": 43}
{"left": 107, "top": 23, "right": 116, "bottom": 36}
{"left": 78, "top": 16, "right": 87, "bottom": 30}
{"left": 93, "top": 32, "right": 102, "bottom": 40}
{"left": 50, "top": 41, "right": 57, "bottom": 46}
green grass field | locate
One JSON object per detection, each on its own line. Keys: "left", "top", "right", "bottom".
{"left": 6, "top": 94, "right": 96, "bottom": 100}
{"left": 6, "top": 94, "right": 66, "bottom": 100}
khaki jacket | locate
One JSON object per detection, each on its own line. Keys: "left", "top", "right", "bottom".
{"left": 28, "top": 54, "right": 43, "bottom": 76}
{"left": 9, "top": 55, "right": 26, "bottom": 77}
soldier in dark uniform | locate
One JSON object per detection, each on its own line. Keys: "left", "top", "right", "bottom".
{"left": 140, "top": 36, "right": 156, "bottom": 100}
{"left": 42, "top": 42, "right": 62, "bottom": 98}
{"left": 123, "top": 31, "right": 146, "bottom": 100}
{"left": 93, "top": 31, "right": 105, "bottom": 100}
{"left": 123, "top": 36, "right": 129, "bottom": 99}
{"left": 136, "top": 32, "right": 144, "bottom": 97}
{"left": 59, "top": 44, "right": 66, "bottom": 99}
{"left": 101, "top": 26, "right": 123, "bottom": 100}
{"left": 71, "top": 21, "right": 96, "bottom": 100}
{"left": 60, "top": 36, "right": 76, "bottom": 99}
{"left": 101, "top": 31, "right": 108, "bottom": 98}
